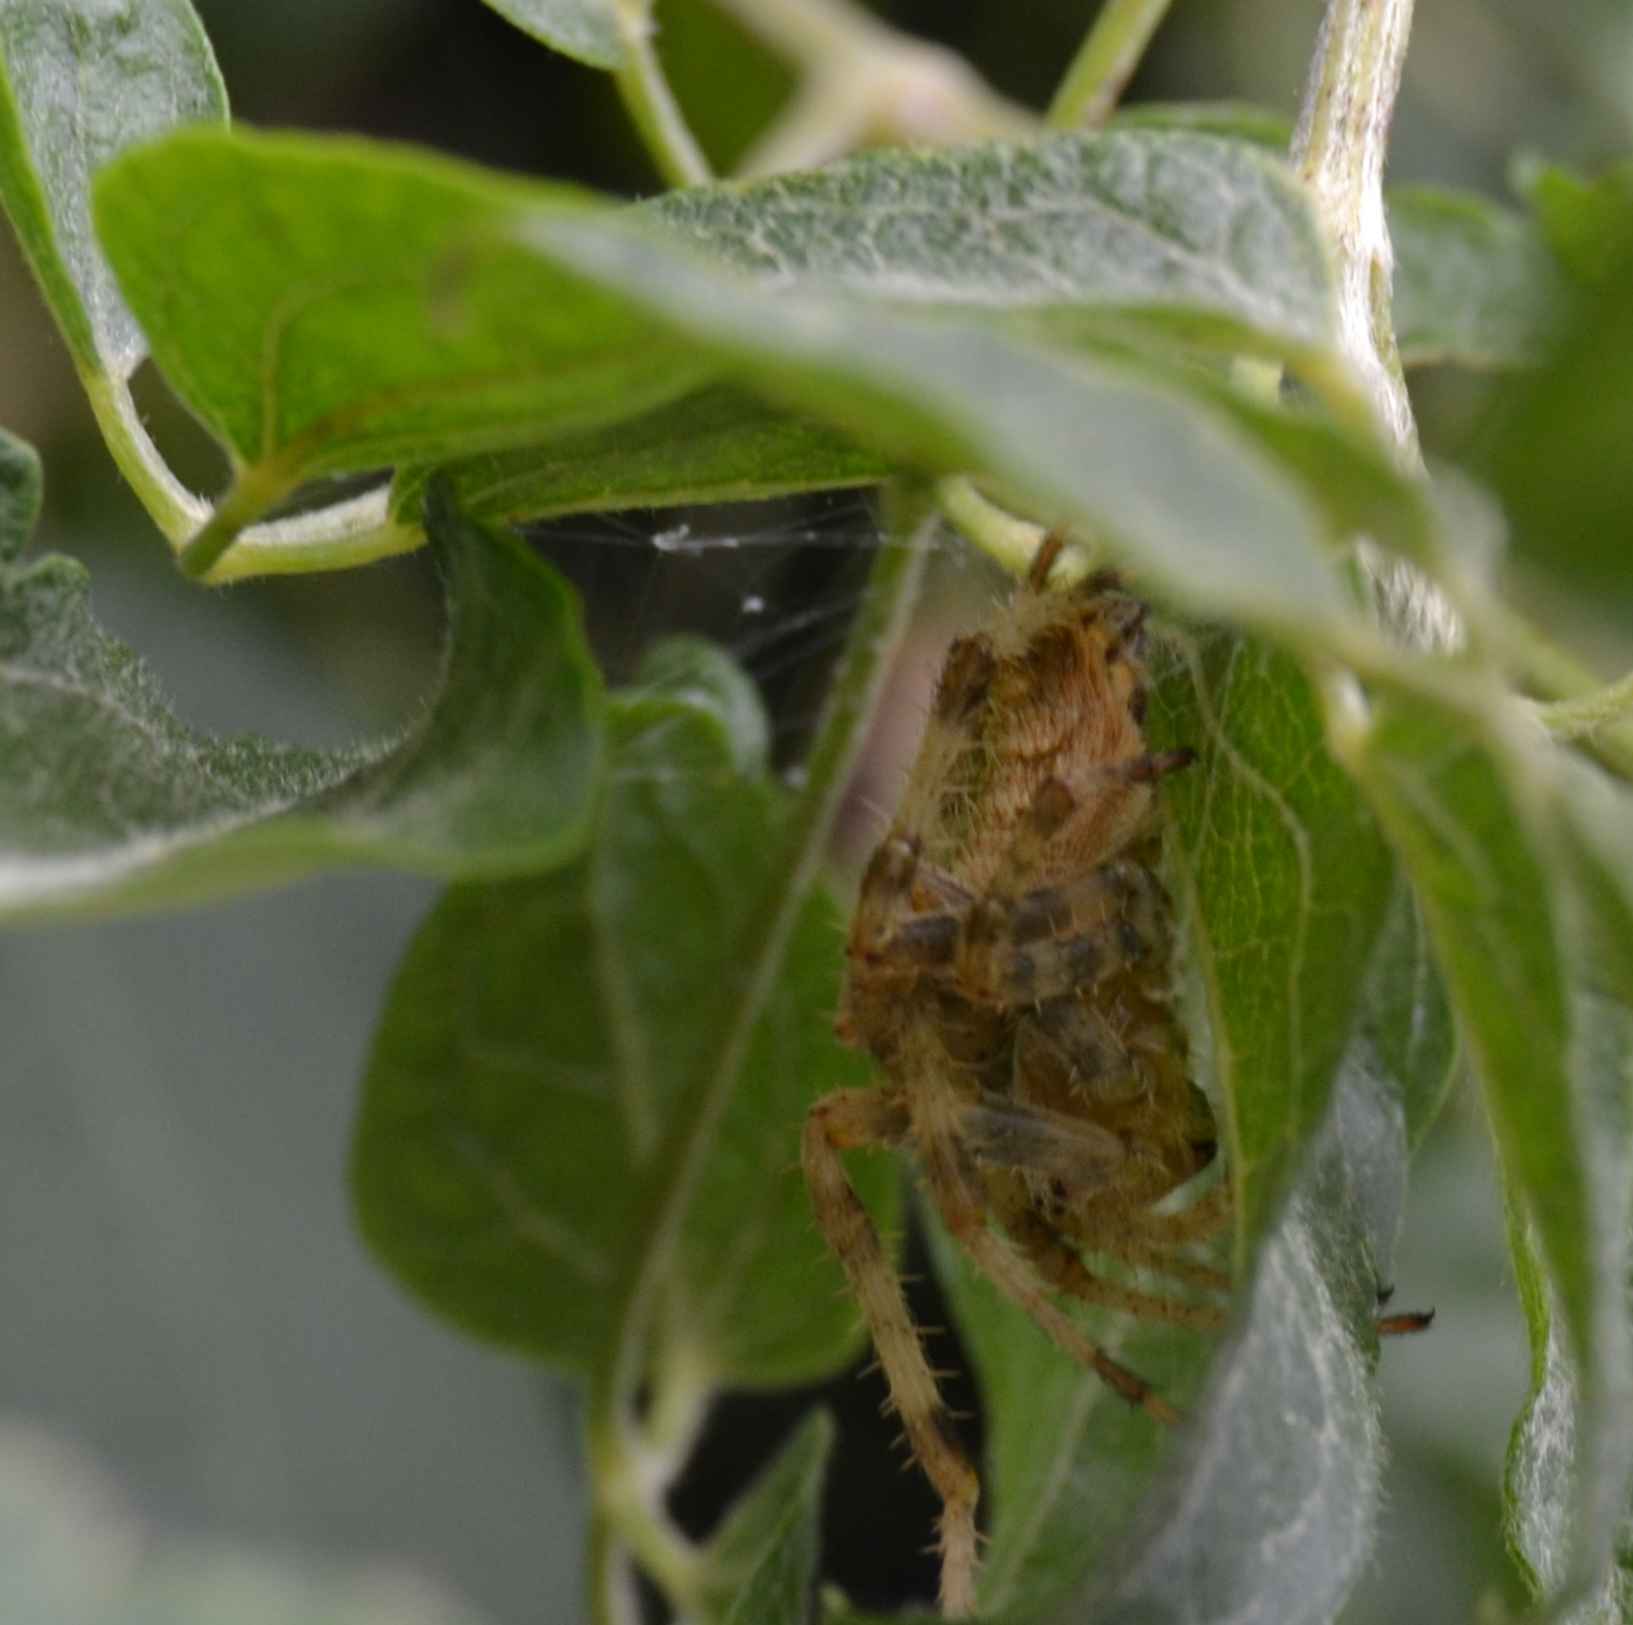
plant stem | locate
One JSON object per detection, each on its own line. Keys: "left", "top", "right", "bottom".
{"left": 712, "top": 0, "right": 1033, "bottom": 175}
{"left": 584, "top": 489, "right": 933, "bottom": 1613}
{"left": 1047, "top": 0, "right": 1176, "bottom": 130}
{"left": 81, "top": 372, "right": 208, "bottom": 545}
{"left": 611, "top": 0, "right": 711, "bottom": 187}
{"left": 1290, "top": 0, "right": 1419, "bottom": 463}
{"left": 936, "top": 476, "right": 1052, "bottom": 579}
{"left": 1536, "top": 671, "right": 1633, "bottom": 763}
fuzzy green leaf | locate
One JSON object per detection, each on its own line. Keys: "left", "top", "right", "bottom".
{"left": 1389, "top": 187, "right": 1569, "bottom": 369}
{"left": 0, "top": 0, "right": 226, "bottom": 380}
{"left": 647, "top": 130, "right": 1336, "bottom": 356}
{"left": 404, "top": 129, "right": 1363, "bottom": 534}
{"left": 351, "top": 690, "right": 893, "bottom": 1385}
{"left": 1501, "top": 991, "right": 1633, "bottom": 1622}
{"left": 701, "top": 1412, "right": 834, "bottom": 1625}
{"left": 91, "top": 128, "right": 711, "bottom": 517}
{"left": 1341, "top": 687, "right": 1633, "bottom": 1616}
{"left": 1152, "top": 632, "right": 1396, "bottom": 1246}
{"left": 520, "top": 211, "right": 1415, "bottom": 652}
{"left": 0, "top": 457, "right": 603, "bottom": 919}
{"left": 1347, "top": 691, "right": 1594, "bottom": 1398}
{"left": 477, "top": 0, "right": 620, "bottom": 70}
{"left": 391, "top": 385, "right": 885, "bottom": 529}
{"left": 1502, "top": 760, "right": 1633, "bottom": 1617}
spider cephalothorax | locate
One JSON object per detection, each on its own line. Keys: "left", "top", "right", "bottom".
{"left": 804, "top": 536, "right": 1228, "bottom": 1616}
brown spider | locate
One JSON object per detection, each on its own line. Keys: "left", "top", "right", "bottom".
{"left": 803, "top": 533, "right": 1230, "bottom": 1616}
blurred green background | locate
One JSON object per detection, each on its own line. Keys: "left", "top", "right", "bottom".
{"left": 4, "top": 0, "right": 1631, "bottom": 1619}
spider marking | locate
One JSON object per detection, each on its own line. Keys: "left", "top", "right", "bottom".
{"left": 806, "top": 535, "right": 1220, "bottom": 1615}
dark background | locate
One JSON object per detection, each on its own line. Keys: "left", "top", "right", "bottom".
{"left": 4, "top": 0, "right": 1628, "bottom": 1619}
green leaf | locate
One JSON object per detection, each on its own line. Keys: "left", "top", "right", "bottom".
{"left": 1502, "top": 990, "right": 1633, "bottom": 1621}
{"left": 701, "top": 1412, "right": 834, "bottom": 1625}
{"left": 1339, "top": 685, "right": 1633, "bottom": 1614}
{"left": 0, "top": 0, "right": 226, "bottom": 380}
{"left": 398, "top": 129, "right": 1378, "bottom": 532}
{"left": 1502, "top": 760, "right": 1633, "bottom": 1617}
{"left": 520, "top": 212, "right": 1404, "bottom": 652}
{"left": 1345, "top": 690, "right": 1595, "bottom": 1400}
{"left": 0, "top": 463, "right": 604, "bottom": 920}
{"left": 1475, "top": 175, "right": 1633, "bottom": 622}
{"left": 1071, "top": 1057, "right": 1407, "bottom": 1625}
{"left": 1389, "top": 187, "right": 1569, "bottom": 369}
{"left": 1353, "top": 874, "right": 1459, "bottom": 1150}
{"left": 1514, "top": 159, "right": 1633, "bottom": 290}
{"left": 936, "top": 988, "right": 1424, "bottom": 1625}
{"left": 391, "top": 385, "right": 886, "bottom": 529}
{"left": 901, "top": 630, "right": 1403, "bottom": 1624}
{"left": 632, "top": 634, "right": 772, "bottom": 777}
{"left": 351, "top": 690, "right": 895, "bottom": 1385}
{"left": 0, "top": 0, "right": 225, "bottom": 541}
{"left": 0, "top": 1420, "right": 495, "bottom": 1625}
{"left": 91, "top": 128, "right": 713, "bottom": 522}
{"left": 477, "top": 0, "right": 621, "bottom": 71}
{"left": 646, "top": 130, "right": 1336, "bottom": 357}
{"left": 1152, "top": 632, "right": 1396, "bottom": 1247}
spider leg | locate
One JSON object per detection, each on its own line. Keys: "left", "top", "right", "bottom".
{"left": 910, "top": 1075, "right": 1182, "bottom": 1427}
{"left": 1004, "top": 1205, "right": 1228, "bottom": 1330}
{"left": 802, "top": 1086, "right": 982, "bottom": 1618}
{"left": 957, "top": 1093, "right": 1230, "bottom": 1299}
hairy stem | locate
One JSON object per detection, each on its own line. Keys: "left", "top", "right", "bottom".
{"left": 1291, "top": 0, "right": 1419, "bottom": 464}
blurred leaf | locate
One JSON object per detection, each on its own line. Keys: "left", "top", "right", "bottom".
{"left": 1475, "top": 176, "right": 1633, "bottom": 623}
{"left": 1501, "top": 759, "right": 1633, "bottom": 1618}
{"left": 401, "top": 128, "right": 1391, "bottom": 537}
{"left": 701, "top": 1412, "right": 833, "bottom": 1625}
{"left": 647, "top": 130, "right": 1336, "bottom": 356}
{"left": 0, "top": 1419, "right": 494, "bottom": 1625}
{"left": 351, "top": 689, "right": 894, "bottom": 1385}
{"left": 1109, "top": 101, "right": 1292, "bottom": 149}
{"left": 0, "top": 460, "right": 604, "bottom": 919}
{"left": 632, "top": 634, "right": 771, "bottom": 776}
{"left": 521, "top": 212, "right": 1406, "bottom": 651}
{"left": 91, "top": 129, "right": 712, "bottom": 518}
{"left": 1353, "top": 876, "right": 1459, "bottom": 1150}
{"left": 1342, "top": 687, "right": 1633, "bottom": 1608}
{"left": 391, "top": 385, "right": 885, "bottom": 529}
{"left": 1501, "top": 990, "right": 1633, "bottom": 1622}
{"left": 476, "top": 0, "right": 620, "bottom": 71}
{"left": 1390, "top": 187, "right": 1568, "bottom": 369}
{"left": 0, "top": 0, "right": 226, "bottom": 381}
{"left": 1514, "top": 159, "right": 1633, "bottom": 289}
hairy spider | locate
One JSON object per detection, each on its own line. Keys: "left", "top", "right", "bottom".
{"left": 803, "top": 534, "right": 1228, "bottom": 1616}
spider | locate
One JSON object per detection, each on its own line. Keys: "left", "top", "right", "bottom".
{"left": 803, "top": 532, "right": 1227, "bottom": 1615}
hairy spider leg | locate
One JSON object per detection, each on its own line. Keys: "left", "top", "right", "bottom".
{"left": 907, "top": 1065, "right": 1184, "bottom": 1431}
{"left": 802, "top": 1086, "right": 983, "bottom": 1618}
{"left": 1001, "top": 1204, "right": 1228, "bottom": 1330}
